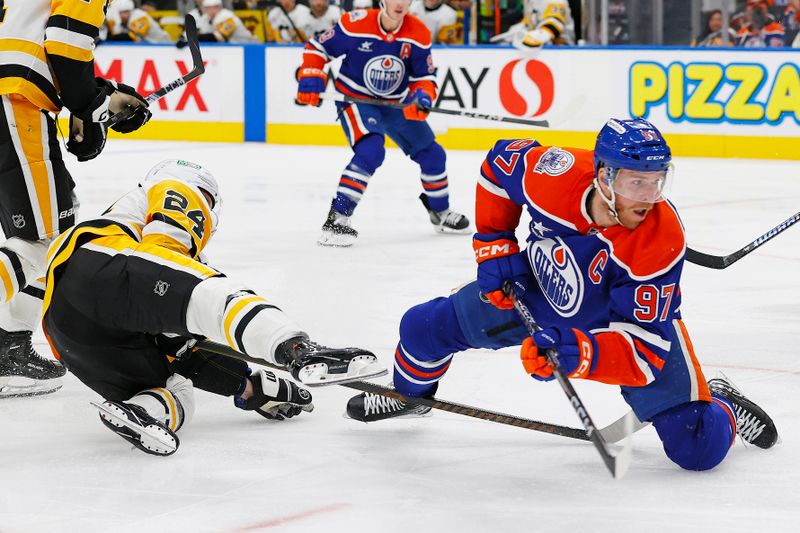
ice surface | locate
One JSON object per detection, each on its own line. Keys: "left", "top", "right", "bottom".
{"left": 1, "top": 141, "right": 798, "bottom": 532}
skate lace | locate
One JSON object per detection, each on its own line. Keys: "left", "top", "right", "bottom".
{"left": 735, "top": 405, "right": 766, "bottom": 443}
{"left": 364, "top": 393, "right": 405, "bottom": 415}
{"left": 438, "top": 210, "right": 463, "bottom": 227}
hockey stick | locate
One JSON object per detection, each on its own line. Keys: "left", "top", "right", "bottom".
{"left": 319, "top": 92, "right": 550, "bottom": 128}
{"left": 106, "top": 15, "right": 205, "bottom": 129}
{"left": 195, "top": 338, "right": 642, "bottom": 443}
{"left": 505, "top": 283, "right": 633, "bottom": 478}
{"left": 686, "top": 209, "right": 800, "bottom": 269}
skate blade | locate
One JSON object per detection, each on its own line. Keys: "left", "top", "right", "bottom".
{"left": 297, "top": 357, "right": 388, "bottom": 387}
{"left": 342, "top": 409, "right": 433, "bottom": 422}
{"left": 317, "top": 231, "right": 356, "bottom": 247}
{"left": 433, "top": 225, "right": 472, "bottom": 235}
{"left": 0, "top": 376, "right": 63, "bottom": 398}
{"left": 91, "top": 401, "right": 178, "bottom": 456}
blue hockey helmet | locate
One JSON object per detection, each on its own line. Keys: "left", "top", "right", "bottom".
{"left": 594, "top": 118, "right": 671, "bottom": 173}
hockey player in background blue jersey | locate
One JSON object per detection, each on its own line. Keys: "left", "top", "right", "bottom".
{"left": 347, "top": 118, "right": 779, "bottom": 471}
{"left": 295, "top": 0, "right": 470, "bottom": 247}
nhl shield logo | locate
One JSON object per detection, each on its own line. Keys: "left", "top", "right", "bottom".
{"left": 154, "top": 280, "right": 170, "bottom": 296}
{"left": 12, "top": 214, "right": 25, "bottom": 229}
{"left": 363, "top": 55, "right": 405, "bottom": 97}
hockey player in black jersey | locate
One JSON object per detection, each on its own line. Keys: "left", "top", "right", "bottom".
{"left": 42, "top": 159, "right": 385, "bottom": 455}
{"left": 0, "top": 0, "right": 151, "bottom": 397}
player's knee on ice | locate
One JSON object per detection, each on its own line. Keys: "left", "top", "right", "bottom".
{"left": 352, "top": 134, "right": 386, "bottom": 174}
{"left": 651, "top": 401, "right": 735, "bottom": 471}
{"left": 399, "top": 297, "right": 470, "bottom": 360}
{"left": 411, "top": 141, "right": 446, "bottom": 175}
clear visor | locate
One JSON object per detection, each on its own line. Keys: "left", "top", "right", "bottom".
{"left": 606, "top": 164, "right": 674, "bottom": 204}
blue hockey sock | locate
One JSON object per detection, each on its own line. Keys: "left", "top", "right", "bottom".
{"left": 413, "top": 142, "right": 449, "bottom": 212}
{"left": 392, "top": 296, "right": 471, "bottom": 397}
{"left": 332, "top": 135, "right": 385, "bottom": 216}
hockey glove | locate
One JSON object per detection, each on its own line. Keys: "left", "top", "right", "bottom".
{"left": 296, "top": 67, "right": 327, "bottom": 106}
{"left": 521, "top": 327, "right": 598, "bottom": 382}
{"left": 402, "top": 88, "right": 433, "bottom": 121}
{"left": 473, "top": 232, "right": 530, "bottom": 309}
{"left": 102, "top": 78, "right": 152, "bottom": 134}
{"left": 234, "top": 369, "right": 314, "bottom": 420}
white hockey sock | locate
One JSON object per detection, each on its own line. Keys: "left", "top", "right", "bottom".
{"left": 0, "top": 238, "right": 48, "bottom": 304}
{"left": 0, "top": 278, "right": 45, "bottom": 332}
{"left": 185, "top": 277, "right": 304, "bottom": 365}
{"left": 128, "top": 374, "right": 195, "bottom": 432}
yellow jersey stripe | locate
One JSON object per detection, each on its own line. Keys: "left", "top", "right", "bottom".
{"left": 43, "top": 41, "right": 93, "bottom": 62}
{"left": 49, "top": 0, "right": 107, "bottom": 28}
{"left": 0, "top": 39, "right": 47, "bottom": 61}
{"left": 223, "top": 296, "right": 268, "bottom": 348}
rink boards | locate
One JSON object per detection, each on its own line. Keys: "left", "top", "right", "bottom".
{"left": 88, "top": 43, "right": 800, "bottom": 160}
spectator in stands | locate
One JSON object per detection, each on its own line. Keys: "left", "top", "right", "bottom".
{"left": 736, "top": 0, "right": 786, "bottom": 46}
{"left": 106, "top": 0, "right": 174, "bottom": 43}
{"left": 780, "top": 0, "right": 800, "bottom": 44}
{"left": 304, "top": 0, "right": 342, "bottom": 41}
{"left": 692, "top": 9, "right": 737, "bottom": 46}
{"left": 141, "top": 0, "right": 179, "bottom": 10}
{"left": 491, "top": 1, "right": 575, "bottom": 51}
{"left": 178, "top": 0, "right": 233, "bottom": 16}
{"left": 411, "top": 0, "right": 462, "bottom": 44}
{"left": 267, "top": 0, "right": 311, "bottom": 43}
{"left": 202, "top": 0, "right": 259, "bottom": 42}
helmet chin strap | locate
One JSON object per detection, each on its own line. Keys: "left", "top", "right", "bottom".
{"left": 593, "top": 175, "right": 621, "bottom": 225}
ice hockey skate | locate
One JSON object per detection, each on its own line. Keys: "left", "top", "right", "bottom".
{"left": 345, "top": 388, "right": 433, "bottom": 422}
{"left": 318, "top": 203, "right": 358, "bottom": 247}
{"left": 708, "top": 375, "right": 779, "bottom": 449}
{"left": 419, "top": 194, "right": 471, "bottom": 234}
{"left": 276, "top": 336, "right": 386, "bottom": 387}
{"left": 93, "top": 400, "right": 180, "bottom": 456}
{"left": 0, "top": 329, "right": 66, "bottom": 398}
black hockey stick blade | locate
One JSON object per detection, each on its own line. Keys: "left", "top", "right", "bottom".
{"left": 106, "top": 15, "right": 204, "bottom": 128}
{"left": 319, "top": 92, "right": 549, "bottom": 128}
{"left": 505, "top": 282, "right": 633, "bottom": 478}
{"left": 686, "top": 209, "right": 800, "bottom": 269}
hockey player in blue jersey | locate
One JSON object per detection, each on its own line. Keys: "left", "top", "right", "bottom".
{"left": 295, "top": 0, "right": 470, "bottom": 247}
{"left": 346, "top": 118, "right": 779, "bottom": 471}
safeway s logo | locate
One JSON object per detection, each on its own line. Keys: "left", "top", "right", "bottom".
{"left": 475, "top": 243, "right": 511, "bottom": 260}
{"left": 499, "top": 59, "right": 554, "bottom": 117}
{"left": 529, "top": 238, "right": 584, "bottom": 317}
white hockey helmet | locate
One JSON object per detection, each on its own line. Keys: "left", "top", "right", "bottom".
{"left": 114, "top": 0, "right": 135, "bottom": 13}
{"left": 142, "top": 159, "right": 222, "bottom": 233}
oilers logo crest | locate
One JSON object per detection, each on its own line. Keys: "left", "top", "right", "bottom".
{"left": 533, "top": 147, "right": 575, "bottom": 176}
{"left": 364, "top": 55, "right": 405, "bottom": 96}
{"left": 529, "top": 238, "right": 584, "bottom": 317}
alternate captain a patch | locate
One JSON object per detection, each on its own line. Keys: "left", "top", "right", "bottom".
{"left": 533, "top": 147, "right": 575, "bottom": 176}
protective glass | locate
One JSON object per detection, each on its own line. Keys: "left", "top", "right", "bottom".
{"left": 606, "top": 164, "right": 674, "bottom": 204}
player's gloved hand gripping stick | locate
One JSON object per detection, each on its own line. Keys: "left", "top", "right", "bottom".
{"left": 106, "top": 15, "right": 206, "bottom": 130}
{"left": 504, "top": 282, "right": 633, "bottom": 479}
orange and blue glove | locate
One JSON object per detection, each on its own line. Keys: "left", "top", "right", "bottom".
{"left": 520, "top": 327, "right": 598, "bottom": 381}
{"left": 295, "top": 67, "right": 327, "bottom": 106}
{"left": 473, "top": 232, "right": 530, "bottom": 310}
{"left": 402, "top": 88, "right": 432, "bottom": 121}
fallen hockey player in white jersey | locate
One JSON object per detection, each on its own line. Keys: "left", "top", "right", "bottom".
{"left": 41, "top": 159, "right": 385, "bottom": 456}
